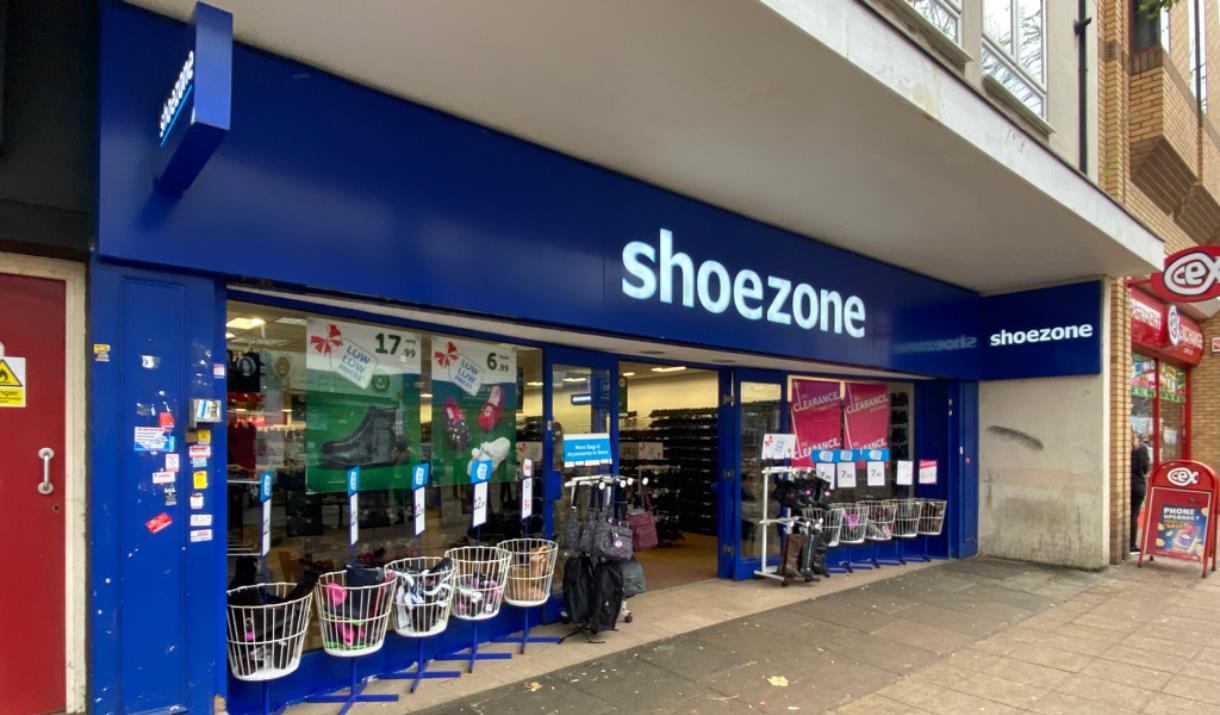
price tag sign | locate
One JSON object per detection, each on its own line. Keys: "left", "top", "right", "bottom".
{"left": 815, "top": 462, "right": 835, "bottom": 487}
{"left": 522, "top": 476, "right": 534, "bottom": 519}
{"left": 896, "top": 460, "right": 914, "bottom": 486}
{"left": 866, "top": 461, "right": 886, "bottom": 487}
{"left": 411, "top": 463, "right": 430, "bottom": 490}
{"left": 836, "top": 462, "right": 857, "bottom": 489}
{"left": 761, "top": 433, "right": 796, "bottom": 460}
{"left": 472, "top": 482, "right": 489, "bottom": 527}
{"left": 347, "top": 467, "right": 360, "bottom": 546}
{"left": 413, "top": 488, "right": 427, "bottom": 536}
{"left": 918, "top": 460, "right": 938, "bottom": 485}
{"left": 259, "top": 471, "right": 273, "bottom": 557}
{"left": 523, "top": 458, "right": 533, "bottom": 478}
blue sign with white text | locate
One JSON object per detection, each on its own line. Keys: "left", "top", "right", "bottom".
{"left": 470, "top": 460, "right": 493, "bottom": 484}
{"left": 981, "top": 281, "right": 1103, "bottom": 380}
{"left": 411, "top": 463, "right": 430, "bottom": 490}
{"left": 563, "top": 433, "right": 614, "bottom": 466}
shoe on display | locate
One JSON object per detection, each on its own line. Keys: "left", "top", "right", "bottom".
{"left": 468, "top": 437, "right": 512, "bottom": 477}
{"left": 320, "top": 405, "right": 410, "bottom": 470}
{"left": 478, "top": 385, "right": 504, "bottom": 432}
{"left": 443, "top": 396, "right": 471, "bottom": 452}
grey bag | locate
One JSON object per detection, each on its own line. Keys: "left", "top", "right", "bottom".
{"left": 575, "top": 487, "right": 601, "bottom": 554}
{"left": 619, "top": 558, "right": 646, "bottom": 598}
{"left": 593, "top": 496, "right": 633, "bottom": 561}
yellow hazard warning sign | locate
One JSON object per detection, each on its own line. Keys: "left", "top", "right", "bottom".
{"left": 0, "top": 356, "right": 27, "bottom": 407}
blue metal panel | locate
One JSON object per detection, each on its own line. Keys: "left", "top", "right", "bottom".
{"left": 98, "top": 2, "right": 983, "bottom": 379}
{"left": 914, "top": 381, "right": 951, "bottom": 559}
{"left": 982, "top": 281, "right": 1103, "bottom": 380}
{"left": 89, "top": 260, "right": 226, "bottom": 714}
{"left": 951, "top": 382, "right": 980, "bottom": 558}
{"left": 716, "top": 370, "right": 736, "bottom": 579}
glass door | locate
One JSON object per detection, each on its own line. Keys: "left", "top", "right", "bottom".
{"left": 721, "top": 370, "right": 787, "bottom": 580}
{"left": 542, "top": 348, "right": 618, "bottom": 546}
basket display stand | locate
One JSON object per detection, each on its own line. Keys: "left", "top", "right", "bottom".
{"left": 225, "top": 567, "right": 314, "bottom": 715}
{"left": 809, "top": 503, "right": 850, "bottom": 575}
{"left": 435, "top": 544, "right": 513, "bottom": 673}
{"left": 868, "top": 499, "right": 903, "bottom": 567}
{"left": 834, "top": 501, "right": 874, "bottom": 572}
{"left": 914, "top": 498, "right": 949, "bottom": 562}
{"left": 492, "top": 538, "right": 561, "bottom": 653}
{"left": 378, "top": 556, "right": 463, "bottom": 693}
{"left": 303, "top": 565, "right": 400, "bottom": 714}
{"left": 888, "top": 498, "right": 921, "bottom": 565}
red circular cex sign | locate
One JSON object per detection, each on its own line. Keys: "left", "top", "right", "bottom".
{"left": 1151, "top": 245, "right": 1220, "bottom": 302}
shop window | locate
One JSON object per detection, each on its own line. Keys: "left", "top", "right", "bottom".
{"left": 982, "top": 0, "right": 1047, "bottom": 117}
{"left": 1131, "top": 1, "right": 1171, "bottom": 53}
{"left": 1159, "top": 363, "right": 1187, "bottom": 462}
{"left": 225, "top": 302, "right": 542, "bottom": 652}
{"left": 1131, "top": 352, "right": 1190, "bottom": 466}
{"left": 905, "top": 0, "right": 962, "bottom": 43}
{"left": 1188, "top": 0, "right": 1208, "bottom": 111}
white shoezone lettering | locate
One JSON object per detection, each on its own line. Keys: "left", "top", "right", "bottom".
{"left": 159, "top": 51, "right": 195, "bottom": 142}
{"left": 622, "top": 229, "right": 867, "bottom": 338}
{"left": 988, "top": 323, "right": 1094, "bottom": 347}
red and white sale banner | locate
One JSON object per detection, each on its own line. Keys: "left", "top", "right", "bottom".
{"left": 790, "top": 379, "right": 842, "bottom": 466}
{"left": 843, "top": 382, "right": 890, "bottom": 451}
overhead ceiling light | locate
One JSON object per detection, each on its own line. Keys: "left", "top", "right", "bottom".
{"left": 621, "top": 372, "right": 636, "bottom": 377}
{"left": 562, "top": 376, "right": 586, "bottom": 383}
{"left": 421, "top": 392, "right": 432, "bottom": 399}
{"left": 225, "top": 332, "right": 236, "bottom": 339}
{"left": 526, "top": 381, "right": 544, "bottom": 387}
{"left": 281, "top": 408, "right": 293, "bottom": 413}
{"left": 651, "top": 366, "right": 687, "bottom": 373}
{"left": 274, "top": 317, "right": 308, "bottom": 326}
{"left": 225, "top": 317, "right": 265, "bottom": 330}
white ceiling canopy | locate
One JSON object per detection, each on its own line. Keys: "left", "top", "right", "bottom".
{"left": 129, "top": 0, "right": 1163, "bottom": 293}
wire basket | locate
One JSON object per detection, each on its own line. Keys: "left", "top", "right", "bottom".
{"left": 807, "top": 505, "right": 845, "bottom": 548}
{"left": 500, "top": 538, "right": 559, "bottom": 608}
{"left": 917, "top": 499, "right": 948, "bottom": 535}
{"left": 445, "top": 545, "right": 511, "bottom": 621}
{"left": 836, "top": 502, "right": 870, "bottom": 544}
{"left": 387, "top": 556, "right": 455, "bottom": 639}
{"left": 865, "top": 499, "right": 898, "bottom": 542}
{"left": 313, "top": 568, "right": 397, "bottom": 658}
{"left": 226, "top": 583, "right": 313, "bottom": 682}
{"left": 893, "top": 498, "right": 921, "bottom": 538}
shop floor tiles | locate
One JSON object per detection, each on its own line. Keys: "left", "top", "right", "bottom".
{"left": 633, "top": 532, "right": 719, "bottom": 592}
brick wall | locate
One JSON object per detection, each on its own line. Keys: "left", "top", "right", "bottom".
{"left": 1109, "top": 279, "right": 1132, "bottom": 562}
{"left": 1192, "top": 315, "right": 1220, "bottom": 468}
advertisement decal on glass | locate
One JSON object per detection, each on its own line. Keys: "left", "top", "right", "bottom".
{"left": 761, "top": 433, "right": 796, "bottom": 461}
{"left": 306, "top": 317, "right": 422, "bottom": 493}
{"left": 843, "top": 383, "right": 890, "bottom": 456}
{"left": 790, "top": 379, "right": 842, "bottom": 467}
{"left": 431, "top": 338, "right": 517, "bottom": 486}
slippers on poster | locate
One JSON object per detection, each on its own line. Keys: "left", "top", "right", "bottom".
{"left": 467, "top": 437, "right": 512, "bottom": 477}
{"left": 444, "top": 396, "right": 470, "bottom": 452}
{"left": 478, "top": 385, "right": 504, "bottom": 432}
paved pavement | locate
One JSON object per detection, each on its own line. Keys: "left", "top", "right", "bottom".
{"left": 410, "top": 557, "right": 1220, "bottom": 714}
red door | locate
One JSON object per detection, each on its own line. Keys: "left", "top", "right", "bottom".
{"left": 0, "top": 271, "right": 66, "bottom": 713}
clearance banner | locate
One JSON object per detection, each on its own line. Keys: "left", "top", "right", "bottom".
{"left": 843, "top": 382, "right": 890, "bottom": 452}
{"left": 790, "top": 379, "right": 842, "bottom": 467}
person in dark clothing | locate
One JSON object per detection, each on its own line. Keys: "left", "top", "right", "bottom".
{"left": 1131, "top": 429, "right": 1151, "bottom": 552}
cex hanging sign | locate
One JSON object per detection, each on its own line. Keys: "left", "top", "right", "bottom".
{"left": 1150, "top": 246, "right": 1220, "bottom": 302}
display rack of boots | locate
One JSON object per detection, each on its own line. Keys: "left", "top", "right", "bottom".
{"left": 914, "top": 498, "right": 948, "bottom": 562}
{"left": 379, "top": 556, "right": 462, "bottom": 693}
{"left": 303, "top": 566, "right": 400, "bottom": 714}
{"left": 435, "top": 545, "right": 513, "bottom": 673}
{"left": 225, "top": 565, "right": 315, "bottom": 715}
{"left": 493, "top": 538, "right": 561, "bottom": 653}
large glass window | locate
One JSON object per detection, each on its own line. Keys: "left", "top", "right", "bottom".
{"left": 1131, "top": 352, "right": 1190, "bottom": 467}
{"left": 1189, "top": 0, "right": 1208, "bottom": 111}
{"left": 906, "top": 0, "right": 962, "bottom": 44}
{"left": 225, "top": 302, "right": 542, "bottom": 651}
{"left": 983, "top": 0, "right": 1046, "bottom": 117}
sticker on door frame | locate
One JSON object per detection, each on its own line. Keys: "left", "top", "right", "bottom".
{"left": 0, "top": 355, "right": 26, "bottom": 408}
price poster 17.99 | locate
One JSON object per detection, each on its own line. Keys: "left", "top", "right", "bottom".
{"left": 431, "top": 338, "right": 517, "bottom": 486}
{"left": 304, "top": 317, "right": 422, "bottom": 493}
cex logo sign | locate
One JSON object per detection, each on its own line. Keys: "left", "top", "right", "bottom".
{"left": 1167, "top": 466, "right": 1200, "bottom": 487}
{"left": 1151, "top": 246, "right": 1220, "bottom": 302}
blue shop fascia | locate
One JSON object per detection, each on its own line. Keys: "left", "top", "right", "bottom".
{"left": 88, "top": 3, "right": 1105, "bottom": 713}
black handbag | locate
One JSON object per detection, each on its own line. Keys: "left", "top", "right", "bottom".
{"left": 593, "top": 494, "right": 633, "bottom": 561}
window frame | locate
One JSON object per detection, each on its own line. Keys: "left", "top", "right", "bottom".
{"left": 905, "top": 0, "right": 963, "bottom": 45}
{"left": 982, "top": 0, "right": 1048, "bottom": 118}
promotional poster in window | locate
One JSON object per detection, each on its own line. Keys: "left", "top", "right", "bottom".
{"left": 430, "top": 338, "right": 518, "bottom": 485}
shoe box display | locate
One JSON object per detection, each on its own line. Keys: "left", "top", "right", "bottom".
{"left": 621, "top": 408, "right": 719, "bottom": 537}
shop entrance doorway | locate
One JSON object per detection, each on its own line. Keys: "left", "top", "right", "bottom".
{"left": 618, "top": 361, "right": 721, "bottom": 590}
{"left": 0, "top": 268, "right": 67, "bottom": 714}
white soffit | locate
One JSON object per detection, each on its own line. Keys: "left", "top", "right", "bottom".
{"left": 128, "top": 0, "right": 1163, "bottom": 292}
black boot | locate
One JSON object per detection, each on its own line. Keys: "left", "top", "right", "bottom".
{"left": 812, "top": 529, "right": 832, "bottom": 577}
{"left": 320, "top": 405, "right": 410, "bottom": 469}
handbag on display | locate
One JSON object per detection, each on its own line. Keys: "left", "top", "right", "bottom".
{"left": 593, "top": 495, "right": 633, "bottom": 561}
{"left": 618, "top": 558, "right": 647, "bottom": 598}
{"left": 576, "top": 487, "right": 602, "bottom": 555}
{"left": 564, "top": 485, "right": 588, "bottom": 551}
{"left": 628, "top": 487, "right": 659, "bottom": 552}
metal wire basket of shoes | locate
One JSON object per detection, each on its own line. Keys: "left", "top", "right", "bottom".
{"left": 865, "top": 499, "right": 898, "bottom": 541}
{"left": 835, "top": 501, "right": 870, "bottom": 544}
{"left": 500, "top": 538, "right": 559, "bottom": 608}
{"left": 313, "top": 567, "right": 398, "bottom": 658}
{"left": 893, "top": 498, "right": 921, "bottom": 539}
{"left": 445, "top": 545, "right": 512, "bottom": 621}
{"left": 386, "top": 556, "right": 455, "bottom": 639}
{"left": 807, "top": 505, "right": 845, "bottom": 548}
{"left": 226, "top": 583, "right": 314, "bottom": 682}
{"left": 917, "top": 499, "right": 948, "bottom": 535}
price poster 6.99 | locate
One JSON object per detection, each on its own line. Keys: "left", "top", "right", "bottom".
{"left": 431, "top": 338, "right": 517, "bottom": 485}
{"left": 305, "top": 318, "right": 422, "bottom": 493}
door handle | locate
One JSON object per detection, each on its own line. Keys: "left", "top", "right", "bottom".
{"left": 37, "top": 447, "right": 55, "bottom": 496}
